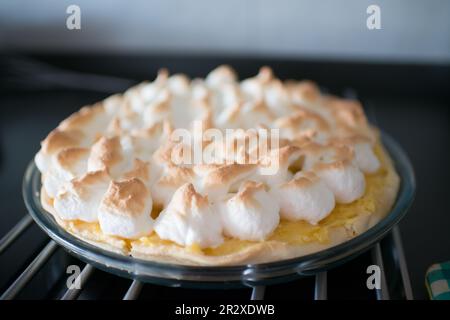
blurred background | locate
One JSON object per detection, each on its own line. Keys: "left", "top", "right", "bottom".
{"left": 1, "top": 0, "right": 450, "bottom": 63}
{"left": 0, "top": 0, "right": 449, "bottom": 300}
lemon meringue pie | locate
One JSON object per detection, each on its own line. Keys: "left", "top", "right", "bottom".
{"left": 36, "top": 65, "right": 399, "bottom": 265}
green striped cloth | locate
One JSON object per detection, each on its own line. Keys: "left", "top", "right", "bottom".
{"left": 426, "top": 261, "right": 450, "bottom": 300}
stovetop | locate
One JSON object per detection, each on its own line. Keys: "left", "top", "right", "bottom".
{"left": 0, "top": 54, "right": 449, "bottom": 300}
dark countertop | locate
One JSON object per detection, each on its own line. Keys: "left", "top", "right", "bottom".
{"left": 0, "top": 54, "right": 449, "bottom": 299}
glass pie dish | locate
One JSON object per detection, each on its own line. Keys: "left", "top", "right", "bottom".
{"left": 23, "top": 132, "right": 415, "bottom": 288}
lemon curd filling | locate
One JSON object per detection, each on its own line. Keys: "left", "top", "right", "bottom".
{"left": 64, "top": 219, "right": 131, "bottom": 250}
{"left": 63, "top": 143, "right": 391, "bottom": 257}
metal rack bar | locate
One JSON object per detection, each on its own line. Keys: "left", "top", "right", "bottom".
{"left": 0, "top": 215, "right": 33, "bottom": 254}
{"left": 123, "top": 280, "right": 143, "bottom": 300}
{"left": 314, "top": 272, "right": 327, "bottom": 300}
{"left": 250, "top": 286, "right": 265, "bottom": 300}
{"left": 371, "top": 242, "right": 390, "bottom": 300}
{"left": 0, "top": 240, "right": 58, "bottom": 300}
{"left": 392, "top": 226, "right": 414, "bottom": 300}
{"left": 61, "top": 264, "right": 95, "bottom": 300}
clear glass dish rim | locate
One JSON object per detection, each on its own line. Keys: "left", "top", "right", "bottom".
{"left": 23, "top": 132, "right": 415, "bottom": 286}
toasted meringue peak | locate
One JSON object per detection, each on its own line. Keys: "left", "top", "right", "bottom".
{"left": 87, "top": 136, "right": 125, "bottom": 177}
{"left": 55, "top": 147, "right": 90, "bottom": 174}
{"left": 100, "top": 179, "right": 150, "bottom": 217}
{"left": 152, "top": 140, "right": 176, "bottom": 166}
{"left": 121, "top": 159, "right": 151, "bottom": 184}
{"left": 325, "top": 96, "right": 368, "bottom": 129}
{"left": 301, "top": 142, "right": 353, "bottom": 171}
{"left": 124, "top": 86, "right": 146, "bottom": 114}
{"left": 58, "top": 104, "right": 109, "bottom": 138}
{"left": 102, "top": 94, "right": 123, "bottom": 116}
{"left": 219, "top": 181, "right": 280, "bottom": 241}
{"left": 151, "top": 165, "right": 195, "bottom": 206}
{"left": 143, "top": 88, "right": 172, "bottom": 127}
{"left": 264, "top": 79, "right": 295, "bottom": 117}
{"left": 154, "top": 183, "right": 223, "bottom": 248}
{"left": 331, "top": 136, "right": 380, "bottom": 173}
{"left": 129, "top": 121, "right": 173, "bottom": 160}
{"left": 58, "top": 104, "right": 101, "bottom": 129}
{"left": 191, "top": 79, "right": 212, "bottom": 102}
{"left": 41, "top": 147, "right": 91, "bottom": 198}
{"left": 201, "top": 164, "right": 257, "bottom": 199}
{"left": 167, "top": 74, "right": 190, "bottom": 95}
{"left": 256, "top": 66, "right": 274, "bottom": 84}
{"left": 35, "top": 129, "right": 86, "bottom": 172}
{"left": 241, "top": 79, "right": 263, "bottom": 102}
{"left": 257, "top": 145, "right": 302, "bottom": 187}
{"left": 274, "top": 171, "right": 335, "bottom": 224}
{"left": 120, "top": 135, "right": 147, "bottom": 161}
{"left": 41, "top": 129, "right": 85, "bottom": 155}
{"left": 300, "top": 143, "right": 364, "bottom": 203}
{"left": 314, "top": 160, "right": 365, "bottom": 204}
{"left": 171, "top": 95, "right": 213, "bottom": 129}
{"left": 274, "top": 109, "right": 329, "bottom": 141}
{"left": 170, "top": 182, "right": 209, "bottom": 211}
{"left": 107, "top": 95, "right": 144, "bottom": 131}
{"left": 206, "top": 129, "right": 260, "bottom": 164}
{"left": 157, "top": 165, "right": 195, "bottom": 186}
{"left": 215, "top": 102, "right": 241, "bottom": 128}
{"left": 54, "top": 170, "right": 111, "bottom": 222}
{"left": 136, "top": 71, "right": 167, "bottom": 104}
{"left": 98, "top": 178, "right": 153, "bottom": 239}
{"left": 105, "top": 117, "right": 124, "bottom": 136}
{"left": 240, "top": 100, "right": 275, "bottom": 128}
{"left": 278, "top": 108, "right": 329, "bottom": 129}
{"left": 239, "top": 68, "right": 272, "bottom": 101}
{"left": 131, "top": 120, "right": 173, "bottom": 139}
{"left": 270, "top": 145, "right": 303, "bottom": 167}
{"left": 41, "top": 173, "right": 61, "bottom": 199}
{"left": 156, "top": 68, "right": 169, "bottom": 83}
{"left": 290, "top": 80, "right": 321, "bottom": 105}
{"left": 352, "top": 142, "right": 380, "bottom": 173}
{"left": 206, "top": 65, "right": 237, "bottom": 88}
{"left": 192, "top": 163, "right": 224, "bottom": 176}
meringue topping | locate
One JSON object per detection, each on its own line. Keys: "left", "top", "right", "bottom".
{"left": 54, "top": 170, "right": 111, "bottom": 222}
{"left": 42, "top": 147, "right": 90, "bottom": 198}
{"left": 154, "top": 183, "right": 223, "bottom": 248}
{"left": 315, "top": 160, "right": 366, "bottom": 204}
{"left": 87, "top": 136, "right": 132, "bottom": 178}
{"left": 151, "top": 165, "right": 195, "bottom": 206}
{"left": 206, "top": 65, "right": 237, "bottom": 88}
{"left": 273, "top": 172, "right": 335, "bottom": 224}
{"left": 98, "top": 178, "right": 153, "bottom": 239}
{"left": 35, "top": 65, "right": 385, "bottom": 249}
{"left": 219, "top": 181, "right": 280, "bottom": 241}
{"left": 353, "top": 141, "right": 380, "bottom": 173}
{"left": 35, "top": 129, "right": 85, "bottom": 172}
{"left": 302, "top": 143, "right": 365, "bottom": 203}
{"left": 200, "top": 163, "right": 257, "bottom": 199}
